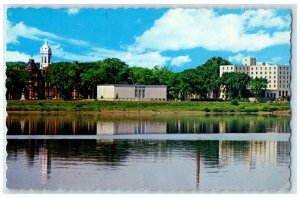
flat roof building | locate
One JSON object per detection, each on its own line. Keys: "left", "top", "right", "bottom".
{"left": 97, "top": 84, "right": 167, "bottom": 100}
{"left": 219, "top": 57, "right": 291, "bottom": 99}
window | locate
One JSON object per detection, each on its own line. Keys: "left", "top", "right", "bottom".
{"left": 269, "top": 84, "right": 271, "bottom": 88}
{"left": 279, "top": 91, "right": 281, "bottom": 96}
{"left": 274, "top": 76, "right": 276, "bottom": 79}
{"left": 251, "top": 68, "right": 253, "bottom": 70}
{"left": 256, "top": 72, "right": 258, "bottom": 74}
{"left": 269, "top": 76, "right": 271, "bottom": 79}
{"left": 269, "top": 67, "right": 271, "bottom": 70}
{"left": 269, "top": 72, "right": 271, "bottom": 74}
{"left": 280, "top": 71, "right": 281, "bottom": 74}
{"left": 274, "top": 85, "right": 276, "bottom": 88}
{"left": 260, "top": 72, "right": 262, "bottom": 74}
{"left": 135, "top": 87, "right": 145, "bottom": 99}
{"left": 274, "top": 93, "right": 276, "bottom": 98}
{"left": 274, "top": 72, "right": 276, "bottom": 74}
{"left": 286, "top": 91, "right": 288, "bottom": 96}
{"left": 274, "top": 80, "right": 276, "bottom": 83}
{"left": 283, "top": 85, "right": 285, "bottom": 88}
{"left": 265, "top": 72, "right": 267, "bottom": 74}
{"left": 251, "top": 72, "right": 253, "bottom": 75}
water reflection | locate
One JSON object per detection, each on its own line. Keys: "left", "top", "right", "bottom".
{"left": 6, "top": 139, "right": 290, "bottom": 191}
{"left": 6, "top": 114, "right": 291, "bottom": 135}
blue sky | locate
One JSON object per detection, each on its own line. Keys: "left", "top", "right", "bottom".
{"left": 6, "top": 8, "right": 291, "bottom": 72}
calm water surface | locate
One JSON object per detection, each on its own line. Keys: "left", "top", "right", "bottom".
{"left": 6, "top": 114, "right": 291, "bottom": 192}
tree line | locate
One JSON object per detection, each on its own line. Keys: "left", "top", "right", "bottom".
{"left": 6, "top": 57, "right": 268, "bottom": 100}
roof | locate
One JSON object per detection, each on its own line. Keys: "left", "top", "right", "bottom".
{"left": 40, "top": 39, "right": 52, "bottom": 53}
{"left": 97, "top": 84, "right": 167, "bottom": 88}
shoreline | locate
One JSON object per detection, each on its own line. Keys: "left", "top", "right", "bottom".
{"left": 6, "top": 110, "right": 291, "bottom": 115}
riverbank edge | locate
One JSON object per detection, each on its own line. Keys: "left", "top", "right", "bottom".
{"left": 6, "top": 110, "right": 291, "bottom": 115}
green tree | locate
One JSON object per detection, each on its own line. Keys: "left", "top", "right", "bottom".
{"left": 46, "top": 62, "right": 80, "bottom": 99}
{"left": 152, "top": 66, "right": 177, "bottom": 99}
{"left": 78, "top": 62, "right": 106, "bottom": 99}
{"left": 6, "top": 63, "right": 30, "bottom": 99}
{"left": 195, "top": 57, "right": 231, "bottom": 98}
{"left": 220, "top": 72, "right": 251, "bottom": 99}
{"left": 250, "top": 77, "right": 268, "bottom": 99}
{"left": 128, "top": 67, "right": 155, "bottom": 85}
{"left": 102, "top": 58, "right": 130, "bottom": 84}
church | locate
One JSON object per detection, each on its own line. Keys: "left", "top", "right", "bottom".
{"left": 25, "top": 40, "right": 56, "bottom": 99}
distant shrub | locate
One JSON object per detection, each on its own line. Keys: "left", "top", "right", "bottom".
{"left": 231, "top": 99, "right": 239, "bottom": 106}
{"left": 213, "top": 108, "right": 223, "bottom": 112}
{"left": 262, "top": 106, "right": 278, "bottom": 112}
{"left": 75, "top": 103, "right": 84, "bottom": 108}
{"left": 203, "top": 107, "right": 210, "bottom": 112}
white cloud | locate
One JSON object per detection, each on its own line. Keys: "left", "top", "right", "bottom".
{"left": 133, "top": 9, "right": 291, "bottom": 52}
{"left": 5, "top": 51, "right": 39, "bottom": 62}
{"left": 228, "top": 53, "right": 244, "bottom": 64}
{"left": 243, "top": 9, "right": 291, "bottom": 29}
{"left": 6, "top": 21, "right": 89, "bottom": 46}
{"left": 50, "top": 45, "right": 171, "bottom": 68}
{"left": 270, "top": 56, "right": 283, "bottom": 63}
{"left": 67, "top": 8, "right": 80, "bottom": 15}
{"left": 6, "top": 21, "right": 58, "bottom": 44}
{"left": 5, "top": 19, "right": 172, "bottom": 67}
{"left": 171, "top": 55, "right": 191, "bottom": 67}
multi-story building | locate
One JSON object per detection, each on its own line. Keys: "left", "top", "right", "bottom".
{"left": 219, "top": 57, "right": 291, "bottom": 99}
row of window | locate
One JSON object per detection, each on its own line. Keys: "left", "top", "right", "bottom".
{"left": 279, "top": 76, "right": 290, "bottom": 80}
{"left": 279, "top": 91, "right": 289, "bottom": 97}
{"left": 221, "top": 66, "right": 290, "bottom": 71}
{"left": 266, "top": 92, "right": 276, "bottom": 98}
{"left": 251, "top": 72, "right": 277, "bottom": 75}
{"left": 267, "top": 83, "right": 289, "bottom": 88}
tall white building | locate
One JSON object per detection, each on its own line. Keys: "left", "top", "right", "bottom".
{"left": 220, "top": 57, "right": 291, "bottom": 99}
{"left": 40, "top": 39, "right": 52, "bottom": 69}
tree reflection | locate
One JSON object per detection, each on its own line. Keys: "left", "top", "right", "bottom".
{"left": 7, "top": 114, "right": 291, "bottom": 135}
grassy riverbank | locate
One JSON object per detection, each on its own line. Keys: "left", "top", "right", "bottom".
{"left": 6, "top": 100, "right": 290, "bottom": 113}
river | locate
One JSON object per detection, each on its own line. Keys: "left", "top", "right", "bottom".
{"left": 5, "top": 113, "right": 291, "bottom": 192}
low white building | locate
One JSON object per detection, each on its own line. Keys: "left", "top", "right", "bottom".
{"left": 97, "top": 84, "right": 167, "bottom": 100}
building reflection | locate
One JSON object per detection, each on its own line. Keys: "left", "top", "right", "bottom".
{"left": 7, "top": 114, "right": 290, "bottom": 135}
{"left": 6, "top": 139, "right": 290, "bottom": 190}
{"left": 96, "top": 121, "right": 167, "bottom": 135}
{"left": 40, "top": 146, "right": 51, "bottom": 184}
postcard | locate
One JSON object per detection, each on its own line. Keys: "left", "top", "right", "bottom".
{"left": 4, "top": 4, "right": 295, "bottom": 193}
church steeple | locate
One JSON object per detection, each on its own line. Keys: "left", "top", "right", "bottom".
{"left": 40, "top": 39, "right": 52, "bottom": 69}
